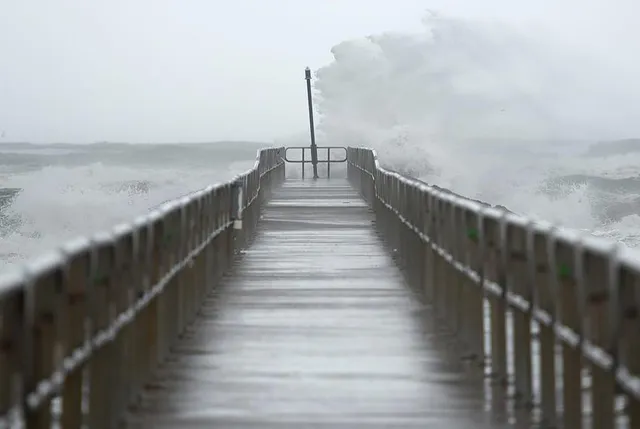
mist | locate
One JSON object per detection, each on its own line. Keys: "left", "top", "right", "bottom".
{"left": 314, "top": 13, "right": 640, "bottom": 172}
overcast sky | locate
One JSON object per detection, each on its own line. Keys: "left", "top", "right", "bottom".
{"left": 0, "top": 0, "right": 638, "bottom": 143}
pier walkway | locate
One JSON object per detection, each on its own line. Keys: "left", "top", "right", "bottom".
{"left": 124, "top": 180, "right": 514, "bottom": 428}
{"left": 0, "top": 147, "right": 639, "bottom": 429}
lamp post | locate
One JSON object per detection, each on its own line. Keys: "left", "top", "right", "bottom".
{"left": 305, "top": 67, "right": 319, "bottom": 179}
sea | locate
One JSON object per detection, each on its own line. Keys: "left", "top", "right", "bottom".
{"left": 2, "top": 138, "right": 640, "bottom": 274}
{"left": 0, "top": 141, "right": 266, "bottom": 272}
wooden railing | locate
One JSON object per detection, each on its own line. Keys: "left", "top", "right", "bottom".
{"left": 0, "top": 147, "right": 285, "bottom": 429}
{"left": 347, "top": 146, "right": 640, "bottom": 429}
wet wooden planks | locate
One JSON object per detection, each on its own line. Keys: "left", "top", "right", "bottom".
{"left": 125, "top": 180, "right": 527, "bottom": 428}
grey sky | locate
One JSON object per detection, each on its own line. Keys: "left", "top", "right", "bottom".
{"left": 0, "top": 0, "right": 638, "bottom": 143}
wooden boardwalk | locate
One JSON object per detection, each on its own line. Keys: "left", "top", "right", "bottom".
{"left": 124, "top": 180, "right": 527, "bottom": 428}
{"left": 2, "top": 147, "right": 638, "bottom": 429}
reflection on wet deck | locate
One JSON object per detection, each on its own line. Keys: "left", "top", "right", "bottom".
{"left": 124, "top": 181, "right": 530, "bottom": 428}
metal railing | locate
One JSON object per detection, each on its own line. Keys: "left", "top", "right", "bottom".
{"left": 284, "top": 146, "right": 347, "bottom": 179}
{"left": 0, "top": 147, "right": 285, "bottom": 429}
{"left": 347, "top": 147, "right": 640, "bottom": 429}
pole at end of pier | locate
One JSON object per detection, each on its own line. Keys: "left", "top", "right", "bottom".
{"left": 305, "top": 67, "right": 319, "bottom": 179}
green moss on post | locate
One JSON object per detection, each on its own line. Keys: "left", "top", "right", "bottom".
{"left": 559, "top": 263, "right": 571, "bottom": 279}
{"left": 467, "top": 228, "right": 478, "bottom": 242}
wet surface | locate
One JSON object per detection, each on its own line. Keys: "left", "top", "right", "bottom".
{"left": 125, "top": 180, "right": 531, "bottom": 428}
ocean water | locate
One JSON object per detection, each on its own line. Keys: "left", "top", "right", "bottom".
{"left": 0, "top": 141, "right": 266, "bottom": 272}
{"left": 313, "top": 13, "right": 640, "bottom": 251}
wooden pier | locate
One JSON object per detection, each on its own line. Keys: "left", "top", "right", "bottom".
{"left": 0, "top": 147, "right": 639, "bottom": 429}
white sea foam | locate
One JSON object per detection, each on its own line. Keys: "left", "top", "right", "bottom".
{"left": 0, "top": 149, "right": 255, "bottom": 271}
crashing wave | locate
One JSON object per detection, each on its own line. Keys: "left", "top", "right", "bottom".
{"left": 312, "top": 11, "right": 640, "bottom": 246}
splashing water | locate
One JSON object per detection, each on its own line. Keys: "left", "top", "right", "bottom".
{"left": 313, "top": 12, "right": 640, "bottom": 248}
{"left": 0, "top": 143, "right": 263, "bottom": 271}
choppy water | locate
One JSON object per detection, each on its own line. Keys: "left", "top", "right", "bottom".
{"left": 0, "top": 141, "right": 266, "bottom": 271}
{"left": 4, "top": 138, "right": 640, "bottom": 274}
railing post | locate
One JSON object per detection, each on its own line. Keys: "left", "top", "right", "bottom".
{"left": 231, "top": 179, "right": 244, "bottom": 251}
{"left": 327, "top": 147, "right": 331, "bottom": 178}
{"left": 24, "top": 261, "right": 64, "bottom": 429}
{"left": 60, "top": 243, "right": 89, "bottom": 429}
{"left": 231, "top": 179, "right": 243, "bottom": 228}
{"left": 304, "top": 67, "right": 319, "bottom": 179}
{"left": 537, "top": 230, "right": 558, "bottom": 426}
{"left": 0, "top": 277, "right": 24, "bottom": 428}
